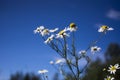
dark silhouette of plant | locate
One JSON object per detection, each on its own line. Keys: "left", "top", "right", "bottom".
{"left": 10, "top": 72, "right": 41, "bottom": 80}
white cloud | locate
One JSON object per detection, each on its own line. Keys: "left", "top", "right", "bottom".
{"left": 107, "top": 9, "right": 120, "bottom": 20}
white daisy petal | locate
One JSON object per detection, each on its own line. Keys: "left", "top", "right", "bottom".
{"left": 108, "top": 27, "right": 114, "bottom": 31}
{"left": 38, "top": 69, "right": 48, "bottom": 74}
{"left": 98, "top": 28, "right": 104, "bottom": 32}
{"left": 55, "top": 58, "right": 66, "bottom": 64}
{"left": 44, "top": 35, "right": 54, "bottom": 44}
{"left": 49, "top": 28, "right": 59, "bottom": 32}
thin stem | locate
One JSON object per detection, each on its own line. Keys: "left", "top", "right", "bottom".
{"left": 72, "top": 32, "right": 80, "bottom": 79}
{"left": 66, "top": 59, "right": 77, "bottom": 80}
{"left": 80, "top": 56, "right": 90, "bottom": 73}
{"left": 59, "top": 65, "right": 67, "bottom": 79}
{"left": 85, "top": 32, "right": 105, "bottom": 51}
{"left": 49, "top": 41, "right": 63, "bottom": 57}
{"left": 63, "top": 36, "right": 67, "bottom": 57}
{"left": 46, "top": 75, "right": 49, "bottom": 80}
{"left": 63, "top": 36, "right": 77, "bottom": 80}
{"left": 42, "top": 73, "right": 46, "bottom": 80}
{"left": 41, "top": 36, "right": 64, "bottom": 57}
{"left": 44, "top": 41, "right": 63, "bottom": 57}
{"left": 56, "top": 38, "right": 64, "bottom": 49}
{"left": 76, "top": 57, "right": 80, "bottom": 79}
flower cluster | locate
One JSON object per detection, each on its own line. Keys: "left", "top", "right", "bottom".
{"left": 34, "top": 23, "right": 77, "bottom": 44}
{"left": 34, "top": 23, "right": 114, "bottom": 80}
{"left": 103, "top": 63, "right": 120, "bottom": 80}
{"left": 79, "top": 46, "right": 101, "bottom": 55}
{"left": 34, "top": 26, "right": 59, "bottom": 36}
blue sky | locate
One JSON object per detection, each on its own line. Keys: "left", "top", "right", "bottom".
{"left": 0, "top": 0, "right": 120, "bottom": 80}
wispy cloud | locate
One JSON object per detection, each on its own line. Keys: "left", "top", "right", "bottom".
{"left": 107, "top": 9, "right": 120, "bottom": 20}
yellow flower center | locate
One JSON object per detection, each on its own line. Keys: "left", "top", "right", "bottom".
{"left": 101, "top": 25, "right": 109, "bottom": 30}
{"left": 69, "top": 23, "right": 76, "bottom": 28}
{"left": 103, "top": 68, "right": 106, "bottom": 71}
{"left": 43, "top": 29, "right": 49, "bottom": 33}
{"left": 107, "top": 77, "right": 111, "bottom": 80}
{"left": 111, "top": 66, "right": 116, "bottom": 71}
{"left": 58, "top": 30, "right": 65, "bottom": 35}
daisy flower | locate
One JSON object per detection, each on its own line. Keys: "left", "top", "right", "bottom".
{"left": 34, "top": 26, "right": 45, "bottom": 34}
{"left": 56, "top": 28, "right": 69, "bottom": 38}
{"left": 41, "top": 28, "right": 58, "bottom": 36}
{"left": 108, "top": 63, "right": 120, "bottom": 74}
{"left": 44, "top": 35, "right": 54, "bottom": 44}
{"left": 98, "top": 25, "right": 114, "bottom": 33}
{"left": 91, "top": 46, "right": 101, "bottom": 54}
{"left": 38, "top": 69, "right": 48, "bottom": 74}
{"left": 55, "top": 58, "right": 66, "bottom": 64}
{"left": 49, "top": 61, "right": 54, "bottom": 65}
{"left": 104, "top": 76, "right": 114, "bottom": 80}
{"left": 41, "top": 29, "right": 50, "bottom": 36}
{"left": 79, "top": 50, "right": 86, "bottom": 55}
{"left": 67, "top": 23, "right": 77, "bottom": 32}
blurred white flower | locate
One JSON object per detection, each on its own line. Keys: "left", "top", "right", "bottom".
{"left": 49, "top": 28, "right": 59, "bottom": 33}
{"left": 56, "top": 28, "right": 69, "bottom": 38}
{"left": 108, "top": 63, "right": 120, "bottom": 74}
{"left": 67, "top": 23, "right": 77, "bottom": 32}
{"left": 44, "top": 35, "right": 54, "bottom": 44}
{"left": 34, "top": 26, "right": 45, "bottom": 34}
{"left": 98, "top": 25, "right": 114, "bottom": 33}
{"left": 49, "top": 61, "right": 54, "bottom": 65}
{"left": 103, "top": 68, "right": 106, "bottom": 71}
{"left": 91, "top": 46, "right": 101, "bottom": 54}
{"left": 104, "top": 76, "right": 114, "bottom": 80}
{"left": 55, "top": 58, "right": 66, "bottom": 64}
{"left": 41, "top": 29, "right": 50, "bottom": 36}
{"left": 38, "top": 69, "right": 48, "bottom": 74}
{"left": 79, "top": 50, "right": 86, "bottom": 54}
